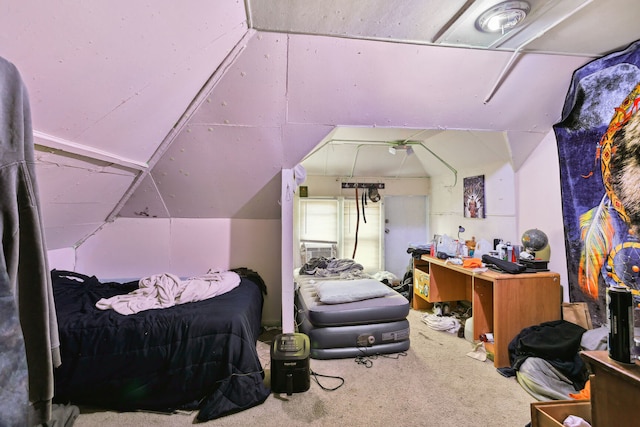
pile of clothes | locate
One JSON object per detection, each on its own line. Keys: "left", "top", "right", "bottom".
{"left": 498, "top": 319, "right": 595, "bottom": 401}
{"left": 298, "top": 257, "right": 366, "bottom": 279}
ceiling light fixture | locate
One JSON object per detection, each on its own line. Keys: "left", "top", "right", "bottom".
{"left": 476, "top": 1, "right": 530, "bottom": 34}
{"left": 388, "top": 144, "right": 415, "bottom": 156}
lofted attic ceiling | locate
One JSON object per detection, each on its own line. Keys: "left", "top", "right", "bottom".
{"left": 0, "top": 0, "right": 639, "bottom": 249}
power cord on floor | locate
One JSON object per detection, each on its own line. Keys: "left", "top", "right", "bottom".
{"left": 354, "top": 350, "right": 407, "bottom": 368}
{"left": 310, "top": 370, "right": 345, "bottom": 391}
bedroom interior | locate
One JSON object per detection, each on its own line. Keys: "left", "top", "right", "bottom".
{"left": 2, "top": 1, "right": 640, "bottom": 426}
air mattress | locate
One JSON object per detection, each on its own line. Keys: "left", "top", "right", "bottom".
{"left": 295, "top": 275, "right": 410, "bottom": 359}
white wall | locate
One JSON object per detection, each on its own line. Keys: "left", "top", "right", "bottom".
{"left": 47, "top": 247, "right": 75, "bottom": 271}
{"left": 59, "top": 217, "right": 282, "bottom": 325}
{"left": 429, "top": 161, "right": 518, "bottom": 247}
{"left": 516, "top": 130, "right": 569, "bottom": 302}
{"left": 301, "top": 176, "right": 430, "bottom": 197}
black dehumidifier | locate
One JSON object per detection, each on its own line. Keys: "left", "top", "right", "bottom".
{"left": 270, "top": 333, "right": 311, "bottom": 395}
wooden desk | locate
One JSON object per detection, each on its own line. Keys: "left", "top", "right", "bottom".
{"left": 413, "top": 255, "right": 561, "bottom": 367}
{"left": 581, "top": 351, "right": 640, "bottom": 427}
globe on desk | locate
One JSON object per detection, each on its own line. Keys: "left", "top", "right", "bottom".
{"left": 521, "top": 229, "right": 549, "bottom": 262}
{"left": 522, "top": 229, "right": 548, "bottom": 252}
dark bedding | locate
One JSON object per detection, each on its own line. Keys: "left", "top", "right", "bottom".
{"left": 51, "top": 269, "right": 270, "bottom": 421}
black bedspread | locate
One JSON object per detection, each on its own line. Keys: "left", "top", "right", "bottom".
{"left": 51, "top": 269, "right": 270, "bottom": 421}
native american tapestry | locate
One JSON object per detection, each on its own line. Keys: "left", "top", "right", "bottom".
{"left": 554, "top": 40, "right": 640, "bottom": 326}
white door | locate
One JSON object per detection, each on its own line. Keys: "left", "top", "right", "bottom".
{"left": 383, "top": 196, "right": 429, "bottom": 280}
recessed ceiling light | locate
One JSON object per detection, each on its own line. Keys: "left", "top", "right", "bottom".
{"left": 476, "top": 1, "right": 530, "bottom": 34}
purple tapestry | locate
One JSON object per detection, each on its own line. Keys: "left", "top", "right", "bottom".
{"left": 555, "top": 40, "right": 640, "bottom": 327}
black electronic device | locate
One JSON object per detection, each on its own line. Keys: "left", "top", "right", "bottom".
{"left": 481, "top": 254, "right": 526, "bottom": 274}
{"left": 519, "top": 258, "right": 549, "bottom": 271}
{"left": 270, "top": 333, "right": 311, "bottom": 395}
{"left": 607, "top": 286, "right": 633, "bottom": 364}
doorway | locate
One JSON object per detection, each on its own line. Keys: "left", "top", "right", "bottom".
{"left": 383, "top": 195, "right": 429, "bottom": 280}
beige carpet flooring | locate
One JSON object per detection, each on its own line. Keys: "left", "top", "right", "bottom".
{"left": 72, "top": 308, "right": 537, "bottom": 427}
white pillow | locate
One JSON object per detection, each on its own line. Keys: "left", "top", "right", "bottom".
{"left": 314, "top": 279, "right": 395, "bottom": 304}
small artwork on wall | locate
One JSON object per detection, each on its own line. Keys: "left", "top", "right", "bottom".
{"left": 463, "top": 175, "right": 485, "bottom": 219}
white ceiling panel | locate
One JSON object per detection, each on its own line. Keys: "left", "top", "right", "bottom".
{"left": 249, "top": 0, "right": 638, "bottom": 56}
{"left": 34, "top": 149, "right": 137, "bottom": 223}
{"left": 506, "top": 130, "right": 550, "bottom": 170}
{"left": 421, "top": 130, "right": 509, "bottom": 170}
{"left": 249, "top": 0, "right": 468, "bottom": 43}
{"left": 186, "top": 31, "right": 288, "bottom": 128}
{"left": 510, "top": 0, "right": 640, "bottom": 55}
{"left": 281, "top": 123, "right": 335, "bottom": 167}
{"left": 1, "top": 0, "right": 248, "bottom": 161}
{"left": 141, "top": 124, "right": 283, "bottom": 218}
{"left": 285, "top": 35, "right": 590, "bottom": 131}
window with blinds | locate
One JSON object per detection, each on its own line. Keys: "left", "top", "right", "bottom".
{"left": 297, "top": 197, "right": 382, "bottom": 273}
{"left": 298, "top": 198, "right": 340, "bottom": 243}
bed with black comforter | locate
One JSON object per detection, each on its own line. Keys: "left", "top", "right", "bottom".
{"left": 51, "top": 268, "right": 270, "bottom": 421}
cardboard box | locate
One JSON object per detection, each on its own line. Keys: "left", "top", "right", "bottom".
{"left": 562, "top": 302, "right": 593, "bottom": 330}
{"left": 530, "top": 400, "right": 591, "bottom": 427}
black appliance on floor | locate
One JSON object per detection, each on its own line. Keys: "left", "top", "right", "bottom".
{"left": 270, "top": 333, "right": 310, "bottom": 395}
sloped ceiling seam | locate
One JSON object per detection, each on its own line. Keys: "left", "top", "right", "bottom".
{"left": 284, "top": 34, "right": 291, "bottom": 122}
{"left": 431, "top": 0, "right": 477, "bottom": 44}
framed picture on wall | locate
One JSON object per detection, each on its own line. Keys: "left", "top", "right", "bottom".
{"left": 463, "top": 175, "right": 485, "bottom": 218}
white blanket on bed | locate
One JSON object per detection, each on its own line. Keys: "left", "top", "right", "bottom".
{"left": 96, "top": 271, "right": 240, "bottom": 315}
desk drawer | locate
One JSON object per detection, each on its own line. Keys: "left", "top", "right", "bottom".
{"left": 530, "top": 401, "right": 591, "bottom": 427}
